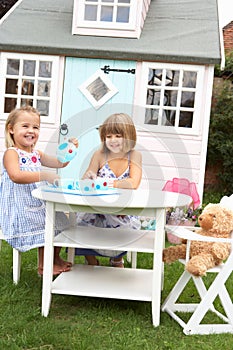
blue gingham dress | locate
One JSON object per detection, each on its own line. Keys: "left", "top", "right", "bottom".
{"left": 76, "top": 153, "right": 141, "bottom": 257}
{"left": 0, "top": 147, "right": 69, "bottom": 252}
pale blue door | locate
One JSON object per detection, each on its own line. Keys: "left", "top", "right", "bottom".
{"left": 59, "top": 57, "right": 136, "bottom": 179}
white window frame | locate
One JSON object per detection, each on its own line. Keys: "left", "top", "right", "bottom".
{"left": 0, "top": 52, "right": 61, "bottom": 123}
{"left": 79, "top": 70, "right": 118, "bottom": 110}
{"left": 72, "top": 0, "right": 142, "bottom": 38}
{"left": 134, "top": 62, "right": 205, "bottom": 135}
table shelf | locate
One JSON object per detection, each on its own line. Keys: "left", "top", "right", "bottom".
{"left": 54, "top": 226, "right": 155, "bottom": 253}
{"left": 52, "top": 226, "right": 155, "bottom": 302}
{"left": 52, "top": 264, "right": 153, "bottom": 301}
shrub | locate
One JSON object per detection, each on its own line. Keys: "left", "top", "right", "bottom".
{"left": 206, "top": 58, "right": 233, "bottom": 194}
{"left": 214, "top": 52, "right": 233, "bottom": 78}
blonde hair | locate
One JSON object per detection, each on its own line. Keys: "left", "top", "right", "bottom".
{"left": 5, "top": 106, "right": 40, "bottom": 148}
{"left": 99, "top": 113, "right": 137, "bottom": 153}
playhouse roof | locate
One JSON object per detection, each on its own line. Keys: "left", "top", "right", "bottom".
{"left": 0, "top": 0, "right": 221, "bottom": 64}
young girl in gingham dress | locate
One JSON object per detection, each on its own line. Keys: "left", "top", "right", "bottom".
{"left": 0, "top": 106, "right": 78, "bottom": 276}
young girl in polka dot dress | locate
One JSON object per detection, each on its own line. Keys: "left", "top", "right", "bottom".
{"left": 0, "top": 106, "right": 78, "bottom": 276}
{"left": 76, "top": 113, "right": 142, "bottom": 267}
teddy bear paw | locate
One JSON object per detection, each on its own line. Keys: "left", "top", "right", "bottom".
{"left": 162, "top": 250, "right": 174, "bottom": 263}
{"left": 186, "top": 262, "right": 207, "bottom": 277}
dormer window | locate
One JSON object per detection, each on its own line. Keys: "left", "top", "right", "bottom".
{"left": 83, "top": 0, "right": 131, "bottom": 24}
{"left": 72, "top": 0, "right": 151, "bottom": 38}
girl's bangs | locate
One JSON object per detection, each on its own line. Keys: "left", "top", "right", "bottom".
{"left": 104, "top": 122, "right": 124, "bottom": 136}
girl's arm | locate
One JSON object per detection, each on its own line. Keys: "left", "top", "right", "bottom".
{"left": 40, "top": 137, "right": 79, "bottom": 169}
{"left": 4, "top": 149, "right": 59, "bottom": 184}
{"left": 113, "top": 150, "right": 142, "bottom": 189}
{"left": 82, "top": 150, "right": 102, "bottom": 179}
{"left": 40, "top": 151, "right": 68, "bottom": 169}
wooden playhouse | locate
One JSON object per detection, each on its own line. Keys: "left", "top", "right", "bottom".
{"left": 0, "top": 0, "right": 223, "bottom": 201}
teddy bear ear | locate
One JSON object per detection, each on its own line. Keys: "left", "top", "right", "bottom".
{"left": 220, "top": 195, "right": 233, "bottom": 211}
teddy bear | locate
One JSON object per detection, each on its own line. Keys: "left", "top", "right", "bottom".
{"left": 163, "top": 203, "right": 233, "bottom": 276}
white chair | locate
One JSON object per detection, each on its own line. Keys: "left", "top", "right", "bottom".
{"left": 0, "top": 228, "right": 75, "bottom": 284}
{"left": 126, "top": 250, "right": 137, "bottom": 268}
{"left": 162, "top": 195, "right": 233, "bottom": 335}
{"left": 0, "top": 228, "right": 21, "bottom": 284}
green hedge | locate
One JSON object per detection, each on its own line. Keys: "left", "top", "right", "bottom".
{"left": 206, "top": 53, "right": 233, "bottom": 194}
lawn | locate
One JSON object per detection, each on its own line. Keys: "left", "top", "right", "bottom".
{"left": 0, "top": 240, "right": 233, "bottom": 350}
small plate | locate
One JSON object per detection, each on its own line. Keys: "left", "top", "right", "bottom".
{"left": 40, "top": 185, "right": 119, "bottom": 196}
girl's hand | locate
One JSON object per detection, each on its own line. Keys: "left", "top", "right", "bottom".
{"left": 68, "top": 137, "right": 79, "bottom": 148}
{"left": 40, "top": 171, "right": 60, "bottom": 184}
{"left": 83, "top": 170, "right": 97, "bottom": 180}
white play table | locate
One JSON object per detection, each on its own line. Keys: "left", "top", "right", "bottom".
{"left": 32, "top": 187, "right": 191, "bottom": 327}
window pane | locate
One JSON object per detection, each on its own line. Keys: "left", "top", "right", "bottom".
{"left": 85, "top": 5, "right": 97, "bottom": 21}
{"left": 101, "top": 6, "right": 113, "bottom": 21}
{"left": 145, "top": 108, "right": 159, "bottom": 125}
{"left": 5, "top": 79, "right": 18, "bottom": 94}
{"left": 162, "top": 109, "right": 174, "bottom": 125}
{"left": 37, "top": 100, "right": 49, "bottom": 116}
{"left": 23, "top": 60, "right": 36, "bottom": 76}
{"left": 171, "top": 70, "right": 180, "bottom": 87}
{"left": 147, "top": 88, "right": 160, "bottom": 106}
{"left": 148, "top": 69, "right": 163, "bottom": 86}
{"left": 170, "top": 111, "right": 176, "bottom": 126}
{"left": 87, "top": 77, "right": 110, "bottom": 102}
{"left": 21, "top": 80, "right": 34, "bottom": 95}
{"left": 179, "top": 111, "right": 193, "bottom": 128}
{"left": 39, "top": 61, "right": 52, "bottom": 78}
{"left": 165, "top": 90, "right": 177, "bottom": 106}
{"left": 102, "top": 0, "right": 114, "bottom": 2}
{"left": 145, "top": 108, "right": 171, "bottom": 126}
{"left": 118, "top": 0, "right": 130, "bottom": 3}
{"left": 183, "top": 71, "right": 197, "bottom": 88}
{"left": 164, "top": 69, "right": 173, "bottom": 85}
{"left": 4, "top": 98, "right": 17, "bottom": 113}
{"left": 38, "top": 81, "right": 51, "bottom": 97}
{"left": 7, "top": 59, "right": 19, "bottom": 75}
{"left": 116, "top": 7, "right": 129, "bottom": 23}
{"left": 21, "top": 99, "right": 33, "bottom": 107}
{"left": 181, "top": 91, "right": 195, "bottom": 108}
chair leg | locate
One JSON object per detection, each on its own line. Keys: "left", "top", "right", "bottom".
{"left": 126, "top": 251, "right": 132, "bottom": 263}
{"left": 67, "top": 247, "right": 75, "bottom": 264}
{"left": 131, "top": 252, "right": 137, "bottom": 268}
{"left": 13, "top": 248, "right": 21, "bottom": 284}
{"left": 126, "top": 252, "right": 137, "bottom": 268}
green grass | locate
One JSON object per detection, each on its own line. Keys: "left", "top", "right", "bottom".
{"left": 0, "top": 242, "right": 233, "bottom": 350}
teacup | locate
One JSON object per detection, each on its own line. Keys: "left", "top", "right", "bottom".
{"left": 79, "top": 179, "right": 95, "bottom": 192}
{"left": 94, "top": 178, "right": 109, "bottom": 190}
{"left": 57, "top": 142, "right": 77, "bottom": 163}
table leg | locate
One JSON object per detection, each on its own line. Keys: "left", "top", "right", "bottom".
{"left": 42, "top": 201, "right": 55, "bottom": 317}
{"left": 151, "top": 208, "right": 165, "bottom": 327}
